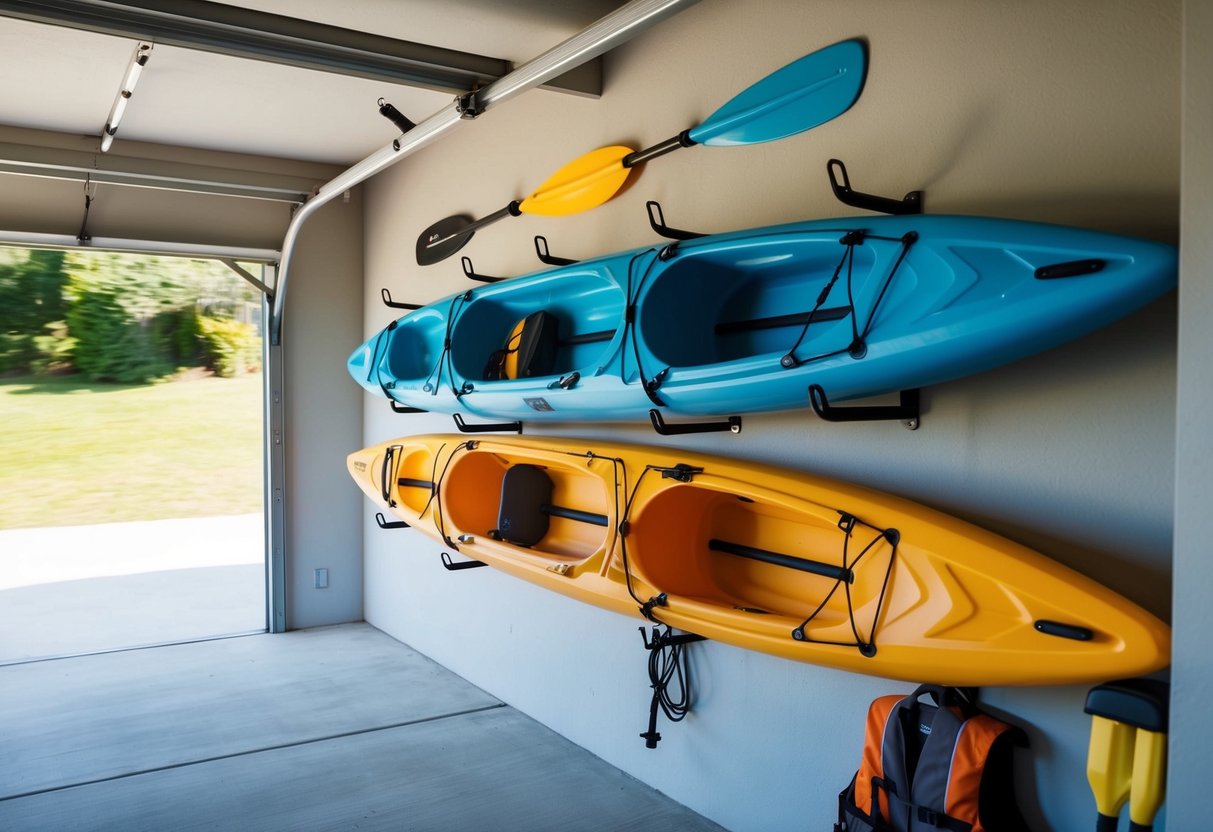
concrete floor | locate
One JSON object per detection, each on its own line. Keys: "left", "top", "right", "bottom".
{"left": 0, "top": 515, "right": 265, "bottom": 663}
{"left": 0, "top": 623, "right": 726, "bottom": 832}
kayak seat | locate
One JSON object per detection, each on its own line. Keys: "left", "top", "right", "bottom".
{"left": 484, "top": 311, "right": 559, "bottom": 380}
{"left": 492, "top": 464, "right": 554, "bottom": 547}
{"left": 490, "top": 464, "right": 611, "bottom": 547}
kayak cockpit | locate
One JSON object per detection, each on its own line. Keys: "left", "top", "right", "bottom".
{"left": 625, "top": 480, "right": 896, "bottom": 637}
{"left": 449, "top": 272, "right": 624, "bottom": 384}
{"left": 442, "top": 448, "right": 613, "bottom": 562}
{"left": 382, "top": 308, "right": 448, "bottom": 384}
{"left": 638, "top": 237, "right": 864, "bottom": 368}
{"left": 380, "top": 443, "right": 439, "bottom": 515}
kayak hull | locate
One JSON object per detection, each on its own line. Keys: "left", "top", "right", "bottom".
{"left": 350, "top": 215, "right": 1176, "bottom": 422}
{"left": 349, "top": 434, "right": 1170, "bottom": 686}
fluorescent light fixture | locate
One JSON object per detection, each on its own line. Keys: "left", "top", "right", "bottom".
{"left": 100, "top": 41, "right": 153, "bottom": 153}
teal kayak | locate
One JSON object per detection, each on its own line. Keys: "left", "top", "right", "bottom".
{"left": 349, "top": 214, "right": 1175, "bottom": 423}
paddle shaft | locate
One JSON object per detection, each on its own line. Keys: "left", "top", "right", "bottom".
{"left": 422, "top": 131, "right": 694, "bottom": 252}
{"left": 418, "top": 40, "right": 865, "bottom": 263}
{"left": 425, "top": 201, "right": 521, "bottom": 250}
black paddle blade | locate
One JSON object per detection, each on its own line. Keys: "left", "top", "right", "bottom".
{"left": 416, "top": 215, "right": 474, "bottom": 266}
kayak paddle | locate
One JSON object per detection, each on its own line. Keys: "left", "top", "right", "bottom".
{"left": 416, "top": 38, "right": 867, "bottom": 265}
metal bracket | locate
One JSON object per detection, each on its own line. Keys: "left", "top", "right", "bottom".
{"left": 534, "top": 235, "right": 577, "bottom": 266}
{"left": 646, "top": 200, "right": 705, "bottom": 241}
{"left": 381, "top": 288, "right": 421, "bottom": 310}
{"left": 389, "top": 399, "right": 427, "bottom": 414}
{"left": 461, "top": 256, "right": 504, "bottom": 283}
{"left": 452, "top": 412, "right": 522, "bottom": 434}
{"left": 456, "top": 88, "right": 485, "bottom": 119}
{"left": 440, "top": 552, "right": 489, "bottom": 570}
{"left": 808, "top": 385, "right": 920, "bottom": 430}
{"left": 649, "top": 409, "right": 741, "bottom": 436}
{"left": 374, "top": 511, "right": 410, "bottom": 530}
{"left": 827, "top": 159, "right": 923, "bottom": 215}
{"left": 829, "top": 157, "right": 921, "bottom": 214}
{"left": 639, "top": 625, "right": 707, "bottom": 650}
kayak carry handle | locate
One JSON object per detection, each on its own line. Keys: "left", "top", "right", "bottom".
{"left": 826, "top": 158, "right": 923, "bottom": 215}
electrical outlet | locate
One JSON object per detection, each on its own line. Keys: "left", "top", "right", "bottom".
{"left": 314, "top": 568, "right": 329, "bottom": 589}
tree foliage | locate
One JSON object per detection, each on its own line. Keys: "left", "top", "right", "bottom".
{"left": 0, "top": 250, "right": 69, "bottom": 373}
{"left": 0, "top": 248, "right": 263, "bottom": 382}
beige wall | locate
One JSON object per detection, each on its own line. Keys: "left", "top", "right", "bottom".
{"left": 361, "top": 2, "right": 1184, "bottom": 830}
{"left": 283, "top": 192, "right": 366, "bottom": 629}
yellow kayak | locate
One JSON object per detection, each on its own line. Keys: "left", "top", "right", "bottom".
{"left": 348, "top": 434, "right": 1169, "bottom": 686}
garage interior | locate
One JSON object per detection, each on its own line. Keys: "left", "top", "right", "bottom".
{"left": 1, "top": 2, "right": 1210, "bottom": 831}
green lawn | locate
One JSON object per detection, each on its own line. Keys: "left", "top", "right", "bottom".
{"left": 0, "top": 374, "right": 263, "bottom": 529}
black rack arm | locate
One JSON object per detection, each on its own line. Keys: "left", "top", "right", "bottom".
{"left": 381, "top": 288, "right": 421, "bottom": 310}
{"left": 452, "top": 413, "right": 523, "bottom": 434}
{"left": 461, "top": 256, "right": 504, "bottom": 283}
{"left": 440, "top": 552, "right": 489, "bottom": 571}
{"left": 827, "top": 159, "right": 923, "bottom": 215}
{"left": 534, "top": 235, "right": 578, "bottom": 266}
{"left": 808, "top": 385, "right": 920, "bottom": 430}
{"left": 374, "top": 512, "right": 410, "bottom": 530}
{"left": 646, "top": 200, "right": 705, "bottom": 241}
{"left": 649, "top": 409, "right": 741, "bottom": 436}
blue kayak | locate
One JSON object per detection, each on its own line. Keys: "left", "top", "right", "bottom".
{"left": 349, "top": 215, "right": 1175, "bottom": 423}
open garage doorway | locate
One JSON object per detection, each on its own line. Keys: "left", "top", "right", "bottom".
{"left": 0, "top": 246, "right": 268, "bottom": 663}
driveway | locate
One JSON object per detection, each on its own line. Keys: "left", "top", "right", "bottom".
{"left": 0, "top": 514, "right": 265, "bottom": 664}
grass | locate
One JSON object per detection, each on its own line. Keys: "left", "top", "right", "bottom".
{"left": 0, "top": 373, "right": 263, "bottom": 529}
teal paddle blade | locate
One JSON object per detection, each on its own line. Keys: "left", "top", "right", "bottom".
{"left": 688, "top": 39, "right": 866, "bottom": 147}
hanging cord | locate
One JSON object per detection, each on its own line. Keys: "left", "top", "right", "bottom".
{"left": 637, "top": 624, "right": 702, "bottom": 749}
{"left": 572, "top": 450, "right": 706, "bottom": 749}
{"left": 790, "top": 512, "right": 899, "bottom": 658}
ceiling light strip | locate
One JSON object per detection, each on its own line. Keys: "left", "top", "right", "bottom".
{"left": 100, "top": 40, "right": 152, "bottom": 153}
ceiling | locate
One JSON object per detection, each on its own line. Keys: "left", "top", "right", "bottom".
{"left": 0, "top": 0, "right": 626, "bottom": 166}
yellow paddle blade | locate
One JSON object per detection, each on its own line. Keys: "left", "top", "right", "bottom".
{"left": 1087, "top": 715, "right": 1135, "bottom": 817}
{"left": 1129, "top": 729, "right": 1167, "bottom": 827}
{"left": 519, "top": 145, "right": 633, "bottom": 217}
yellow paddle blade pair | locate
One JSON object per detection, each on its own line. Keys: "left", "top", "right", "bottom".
{"left": 519, "top": 145, "right": 633, "bottom": 217}
{"left": 1087, "top": 715, "right": 1167, "bottom": 828}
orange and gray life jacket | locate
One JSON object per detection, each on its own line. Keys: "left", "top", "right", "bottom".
{"left": 836, "top": 685, "right": 1029, "bottom": 832}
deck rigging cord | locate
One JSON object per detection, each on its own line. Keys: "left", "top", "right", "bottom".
{"left": 781, "top": 229, "right": 919, "bottom": 369}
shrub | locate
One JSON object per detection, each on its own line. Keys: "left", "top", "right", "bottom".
{"left": 66, "top": 283, "right": 173, "bottom": 383}
{"left": 0, "top": 250, "right": 69, "bottom": 374}
{"left": 198, "top": 315, "right": 261, "bottom": 377}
